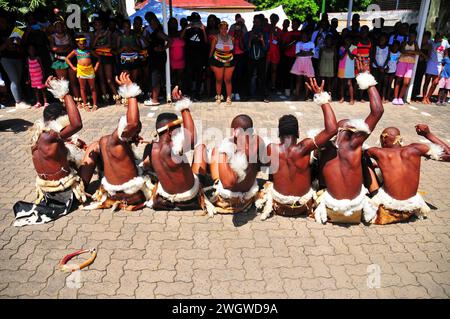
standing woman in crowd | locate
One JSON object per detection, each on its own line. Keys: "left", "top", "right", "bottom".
{"left": 117, "top": 19, "right": 141, "bottom": 82}
{"left": 355, "top": 25, "right": 372, "bottom": 101}
{"left": 147, "top": 16, "right": 170, "bottom": 106}
{"left": 0, "top": 12, "right": 30, "bottom": 109}
{"left": 290, "top": 30, "right": 315, "bottom": 101}
{"left": 168, "top": 17, "right": 185, "bottom": 91}
{"left": 92, "top": 18, "right": 120, "bottom": 104}
{"left": 206, "top": 15, "right": 220, "bottom": 98}
{"left": 210, "top": 21, "right": 235, "bottom": 105}
{"left": 229, "top": 20, "right": 246, "bottom": 101}
{"left": 337, "top": 36, "right": 357, "bottom": 104}
{"left": 49, "top": 20, "right": 80, "bottom": 103}
{"left": 266, "top": 13, "right": 281, "bottom": 93}
{"left": 393, "top": 30, "right": 420, "bottom": 105}
{"left": 134, "top": 16, "right": 150, "bottom": 97}
{"left": 280, "top": 18, "right": 301, "bottom": 98}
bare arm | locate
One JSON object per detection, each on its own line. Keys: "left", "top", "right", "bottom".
{"left": 209, "top": 36, "right": 217, "bottom": 58}
{"left": 415, "top": 124, "right": 450, "bottom": 154}
{"left": 65, "top": 50, "right": 77, "bottom": 71}
{"left": 218, "top": 153, "right": 239, "bottom": 188}
{"left": 301, "top": 79, "right": 338, "bottom": 154}
{"left": 60, "top": 94, "right": 82, "bottom": 140}
{"left": 112, "top": 73, "right": 140, "bottom": 143}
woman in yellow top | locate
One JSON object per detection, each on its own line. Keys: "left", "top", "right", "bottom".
{"left": 209, "top": 21, "right": 235, "bottom": 105}
{"left": 66, "top": 37, "right": 100, "bottom": 111}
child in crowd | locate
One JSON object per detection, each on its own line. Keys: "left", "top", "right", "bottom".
{"left": 26, "top": 45, "right": 48, "bottom": 108}
{"left": 318, "top": 34, "right": 336, "bottom": 95}
{"left": 393, "top": 30, "right": 420, "bottom": 105}
{"left": 371, "top": 33, "right": 389, "bottom": 101}
{"left": 66, "top": 37, "right": 100, "bottom": 111}
{"left": 436, "top": 48, "right": 450, "bottom": 106}
{"left": 422, "top": 32, "right": 450, "bottom": 104}
{"left": 383, "top": 40, "right": 401, "bottom": 103}
{"left": 290, "top": 31, "right": 315, "bottom": 100}
{"left": 356, "top": 26, "right": 372, "bottom": 101}
{"left": 337, "top": 36, "right": 357, "bottom": 104}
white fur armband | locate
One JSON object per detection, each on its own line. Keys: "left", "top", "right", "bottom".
{"left": 47, "top": 78, "right": 69, "bottom": 99}
{"left": 118, "top": 83, "right": 142, "bottom": 99}
{"left": 230, "top": 151, "right": 249, "bottom": 183}
{"left": 347, "top": 119, "right": 371, "bottom": 134}
{"left": 117, "top": 116, "right": 128, "bottom": 141}
{"left": 426, "top": 143, "right": 444, "bottom": 161}
{"left": 175, "top": 98, "right": 192, "bottom": 112}
{"left": 356, "top": 72, "right": 377, "bottom": 90}
{"left": 218, "top": 138, "right": 237, "bottom": 159}
{"left": 313, "top": 91, "right": 331, "bottom": 106}
{"left": 171, "top": 130, "right": 185, "bottom": 156}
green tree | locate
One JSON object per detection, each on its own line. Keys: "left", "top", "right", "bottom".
{"left": 252, "top": 0, "right": 320, "bottom": 21}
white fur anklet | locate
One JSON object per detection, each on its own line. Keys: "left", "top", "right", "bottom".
{"left": 47, "top": 78, "right": 69, "bottom": 100}
{"left": 118, "top": 83, "right": 142, "bottom": 99}
{"left": 175, "top": 98, "right": 192, "bottom": 112}
{"left": 313, "top": 92, "right": 331, "bottom": 106}
{"left": 356, "top": 72, "right": 377, "bottom": 90}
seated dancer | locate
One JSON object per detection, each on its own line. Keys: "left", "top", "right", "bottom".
{"left": 13, "top": 77, "right": 97, "bottom": 226}
{"left": 256, "top": 79, "right": 338, "bottom": 220}
{"left": 83, "top": 73, "right": 153, "bottom": 211}
{"left": 207, "top": 115, "right": 266, "bottom": 215}
{"left": 142, "top": 87, "right": 208, "bottom": 211}
{"left": 365, "top": 125, "right": 447, "bottom": 225}
{"left": 314, "top": 58, "right": 384, "bottom": 224}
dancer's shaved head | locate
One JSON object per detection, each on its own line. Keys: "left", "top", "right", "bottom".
{"left": 231, "top": 114, "right": 253, "bottom": 131}
{"left": 380, "top": 127, "right": 402, "bottom": 148}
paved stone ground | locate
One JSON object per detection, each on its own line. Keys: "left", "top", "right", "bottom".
{"left": 0, "top": 98, "right": 449, "bottom": 299}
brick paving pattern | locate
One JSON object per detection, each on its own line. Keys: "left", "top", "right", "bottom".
{"left": 0, "top": 99, "right": 449, "bottom": 298}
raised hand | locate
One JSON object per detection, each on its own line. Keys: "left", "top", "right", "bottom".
{"left": 115, "top": 72, "right": 133, "bottom": 86}
{"left": 172, "top": 85, "right": 183, "bottom": 101}
{"left": 356, "top": 56, "right": 371, "bottom": 74}
{"left": 415, "top": 124, "right": 431, "bottom": 136}
{"left": 305, "top": 78, "right": 325, "bottom": 94}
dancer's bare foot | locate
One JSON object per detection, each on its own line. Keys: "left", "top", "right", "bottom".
{"left": 349, "top": 99, "right": 355, "bottom": 105}
{"left": 339, "top": 98, "right": 344, "bottom": 103}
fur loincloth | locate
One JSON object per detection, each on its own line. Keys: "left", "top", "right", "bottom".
{"left": 13, "top": 170, "right": 86, "bottom": 227}
{"left": 314, "top": 186, "right": 377, "bottom": 224}
{"left": 205, "top": 180, "right": 259, "bottom": 215}
{"left": 369, "top": 187, "right": 430, "bottom": 225}
{"left": 147, "top": 175, "right": 206, "bottom": 211}
{"left": 255, "top": 181, "right": 314, "bottom": 220}
{"left": 82, "top": 176, "right": 153, "bottom": 211}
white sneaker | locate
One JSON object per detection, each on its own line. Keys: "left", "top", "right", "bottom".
{"left": 0, "top": 104, "right": 5, "bottom": 109}
{"left": 144, "top": 99, "right": 153, "bottom": 106}
{"left": 235, "top": 93, "right": 241, "bottom": 101}
{"left": 397, "top": 98, "right": 404, "bottom": 105}
{"left": 392, "top": 98, "right": 398, "bottom": 105}
{"left": 15, "top": 101, "right": 31, "bottom": 109}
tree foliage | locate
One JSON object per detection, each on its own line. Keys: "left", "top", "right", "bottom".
{"left": 252, "top": 0, "right": 320, "bottom": 21}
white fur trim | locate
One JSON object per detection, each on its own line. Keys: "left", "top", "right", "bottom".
{"left": 314, "top": 187, "right": 376, "bottom": 224}
{"left": 47, "top": 78, "right": 69, "bottom": 99}
{"left": 65, "top": 142, "right": 84, "bottom": 168}
{"left": 218, "top": 138, "right": 236, "bottom": 159}
{"left": 426, "top": 143, "right": 445, "bottom": 161}
{"left": 117, "top": 116, "right": 128, "bottom": 141}
{"left": 118, "top": 83, "right": 142, "bottom": 99}
{"left": 171, "top": 130, "right": 185, "bottom": 156}
{"left": 102, "top": 176, "right": 147, "bottom": 195}
{"left": 356, "top": 72, "right": 377, "bottom": 90}
{"left": 46, "top": 115, "right": 70, "bottom": 133}
{"left": 347, "top": 119, "right": 371, "bottom": 134}
{"left": 230, "top": 151, "right": 248, "bottom": 183}
{"left": 313, "top": 91, "right": 331, "bottom": 106}
{"left": 371, "top": 187, "right": 430, "bottom": 219}
{"left": 174, "top": 98, "right": 192, "bottom": 112}
{"left": 362, "top": 142, "right": 370, "bottom": 151}
{"left": 156, "top": 174, "right": 200, "bottom": 202}
{"left": 216, "top": 180, "right": 259, "bottom": 201}
{"left": 306, "top": 128, "right": 321, "bottom": 139}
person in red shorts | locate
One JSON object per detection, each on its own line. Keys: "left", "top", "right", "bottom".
{"left": 266, "top": 13, "right": 281, "bottom": 93}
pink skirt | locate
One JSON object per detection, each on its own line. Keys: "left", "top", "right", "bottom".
{"left": 290, "top": 57, "right": 315, "bottom": 77}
